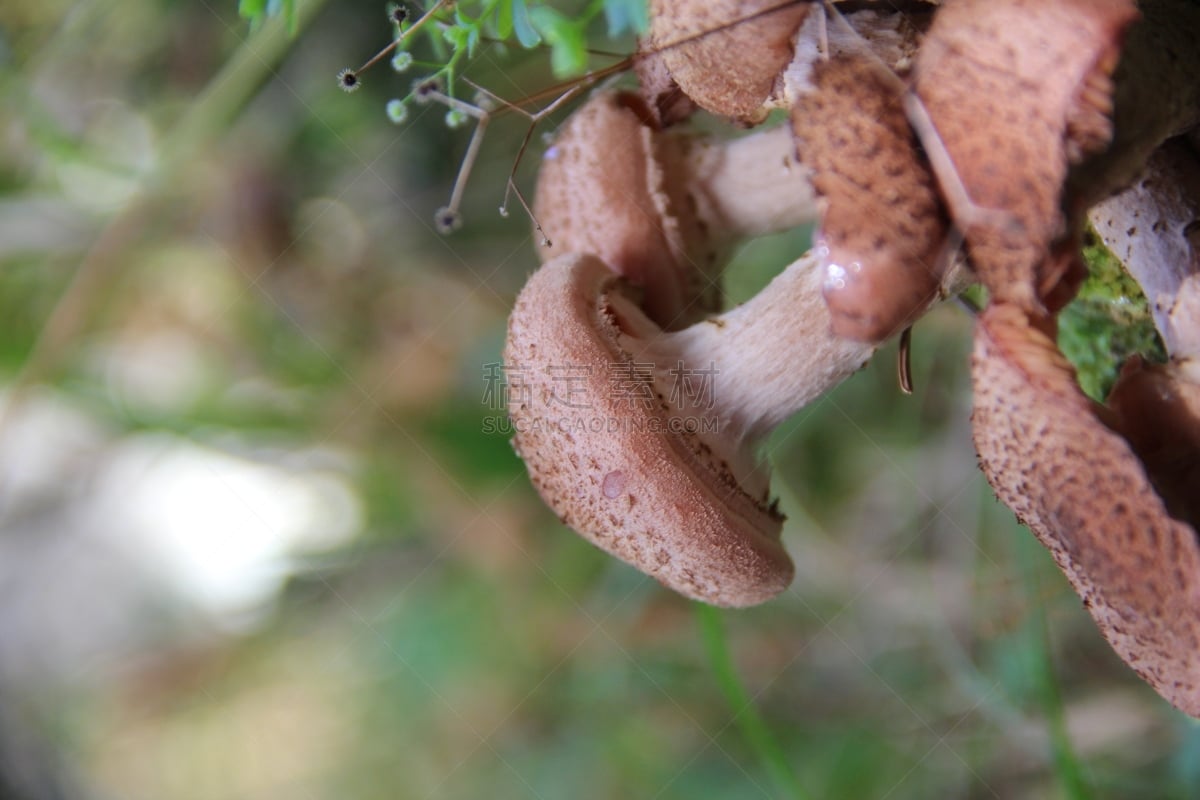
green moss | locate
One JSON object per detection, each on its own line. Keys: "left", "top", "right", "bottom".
{"left": 1057, "top": 230, "right": 1166, "bottom": 401}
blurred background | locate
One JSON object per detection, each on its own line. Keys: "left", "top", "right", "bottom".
{"left": 1, "top": 0, "right": 1198, "bottom": 798}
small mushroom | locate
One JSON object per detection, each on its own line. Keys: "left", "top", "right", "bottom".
{"left": 504, "top": 251, "right": 873, "bottom": 606}
{"left": 535, "top": 90, "right": 817, "bottom": 329}
{"left": 921, "top": 1, "right": 1200, "bottom": 715}
{"left": 638, "top": 1, "right": 938, "bottom": 128}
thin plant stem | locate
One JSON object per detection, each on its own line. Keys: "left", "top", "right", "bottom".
{"left": 694, "top": 603, "right": 813, "bottom": 800}
{"left": 352, "top": 0, "right": 448, "bottom": 75}
{"left": 1015, "top": 533, "right": 1090, "bottom": 800}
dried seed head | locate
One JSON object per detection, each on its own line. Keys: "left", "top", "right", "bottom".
{"left": 413, "top": 77, "right": 443, "bottom": 104}
{"left": 337, "top": 69, "right": 362, "bottom": 93}
{"left": 435, "top": 207, "right": 462, "bottom": 234}
{"left": 387, "top": 2, "right": 409, "bottom": 26}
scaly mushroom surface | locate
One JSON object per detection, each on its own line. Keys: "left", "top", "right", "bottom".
{"left": 504, "top": 251, "right": 872, "bottom": 606}
{"left": 789, "top": 12, "right": 951, "bottom": 342}
{"left": 534, "top": 90, "right": 816, "bottom": 329}
{"left": 639, "top": 0, "right": 811, "bottom": 125}
{"left": 971, "top": 304, "right": 1200, "bottom": 716}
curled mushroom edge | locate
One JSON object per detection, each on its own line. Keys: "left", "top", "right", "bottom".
{"left": 503, "top": 251, "right": 874, "bottom": 607}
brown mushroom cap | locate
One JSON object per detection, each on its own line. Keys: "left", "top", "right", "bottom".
{"left": 972, "top": 303, "right": 1200, "bottom": 716}
{"left": 914, "top": 0, "right": 1138, "bottom": 310}
{"left": 791, "top": 44, "right": 950, "bottom": 343}
{"left": 504, "top": 253, "right": 792, "bottom": 606}
{"left": 535, "top": 90, "right": 817, "bottom": 330}
{"left": 640, "top": 0, "right": 810, "bottom": 124}
{"left": 534, "top": 92, "right": 699, "bottom": 328}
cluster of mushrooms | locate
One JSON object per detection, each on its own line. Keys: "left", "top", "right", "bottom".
{"left": 501, "top": 0, "right": 1200, "bottom": 716}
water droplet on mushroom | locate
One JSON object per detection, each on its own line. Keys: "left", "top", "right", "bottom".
{"left": 602, "top": 470, "right": 625, "bottom": 499}
{"left": 824, "top": 262, "right": 847, "bottom": 291}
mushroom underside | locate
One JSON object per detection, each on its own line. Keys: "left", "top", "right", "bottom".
{"left": 504, "top": 253, "right": 793, "bottom": 607}
{"left": 972, "top": 304, "right": 1200, "bottom": 717}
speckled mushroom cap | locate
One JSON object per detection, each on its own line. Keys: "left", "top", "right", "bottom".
{"left": 913, "top": 0, "right": 1139, "bottom": 312}
{"left": 504, "top": 253, "right": 792, "bottom": 607}
{"left": 534, "top": 90, "right": 818, "bottom": 330}
{"left": 533, "top": 91, "right": 705, "bottom": 329}
{"left": 640, "top": 0, "right": 810, "bottom": 124}
{"left": 972, "top": 304, "right": 1200, "bottom": 716}
{"left": 790, "top": 31, "right": 949, "bottom": 343}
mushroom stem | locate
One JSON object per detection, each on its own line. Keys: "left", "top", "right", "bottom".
{"left": 505, "top": 253, "right": 819, "bottom": 607}
{"left": 607, "top": 252, "right": 874, "bottom": 497}
{"left": 667, "top": 118, "right": 816, "bottom": 241}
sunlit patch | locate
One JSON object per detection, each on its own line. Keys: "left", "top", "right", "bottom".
{"left": 96, "top": 434, "right": 361, "bottom": 629}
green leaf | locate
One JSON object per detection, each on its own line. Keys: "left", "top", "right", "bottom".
{"left": 237, "top": 0, "right": 267, "bottom": 21}
{"left": 442, "top": 23, "right": 468, "bottom": 51}
{"left": 493, "top": 0, "right": 514, "bottom": 38}
{"left": 603, "top": 0, "right": 648, "bottom": 36}
{"left": 511, "top": 0, "right": 541, "bottom": 48}
{"left": 529, "top": 6, "right": 587, "bottom": 76}
{"left": 283, "top": 0, "right": 297, "bottom": 33}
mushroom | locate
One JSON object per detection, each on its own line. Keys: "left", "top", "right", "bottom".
{"left": 628, "top": 3, "right": 955, "bottom": 342}
{"left": 921, "top": 1, "right": 1200, "bottom": 715}
{"left": 913, "top": 0, "right": 1140, "bottom": 312}
{"left": 504, "top": 250, "right": 874, "bottom": 606}
{"left": 637, "top": 1, "right": 939, "bottom": 128}
{"left": 971, "top": 302, "right": 1200, "bottom": 716}
{"left": 638, "top": 0, "right": 811, "bottom": 125}
{"left": 788, "top": 12, "right": 953, "bottom": 342}
{"left": 534, "top": 90, "right": 816, "bottom": 329}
